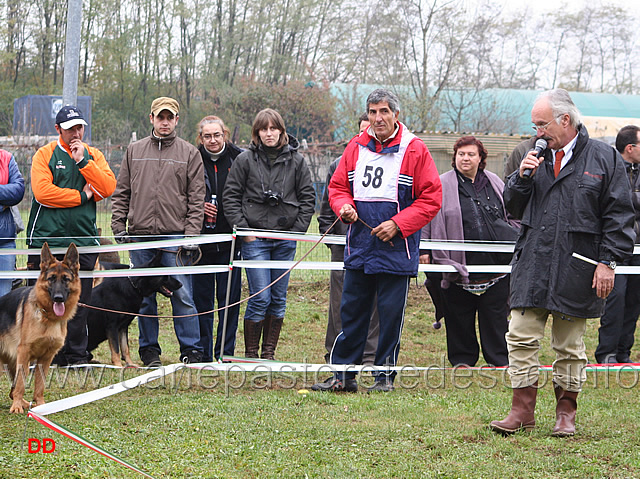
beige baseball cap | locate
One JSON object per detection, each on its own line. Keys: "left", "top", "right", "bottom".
{"left": 150, "top": 97, "right": 179, "bottom": 116}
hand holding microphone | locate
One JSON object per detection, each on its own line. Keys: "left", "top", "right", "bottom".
{"left": 521, "top": 138, "right": 548, "bottom": 178}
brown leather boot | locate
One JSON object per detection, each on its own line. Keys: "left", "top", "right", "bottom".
{"left": 261, "top": 316, "right": 283, "bottom": 360}
{"left": 490, "top": 383, "right": 538, "bottom": 434}
{"left": 552, "top": 384, "right": 578, "bottom": 437}
{"left": 261, "top": 315, "right": 272, "bottom": 357}
{"left": 243, "top": 319, "right": 263, "bottom": 358}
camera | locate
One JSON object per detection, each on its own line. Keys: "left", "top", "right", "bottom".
{"left": 263, "top": 190, "right": 282, "bottom": 207}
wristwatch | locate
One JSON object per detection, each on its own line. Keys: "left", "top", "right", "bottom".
{"left": 599, "top": 260, "right": 616, "bottom": 270}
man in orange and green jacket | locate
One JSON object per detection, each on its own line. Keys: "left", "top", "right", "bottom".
{"left": 26, "top": 105, "right": 116, "bottom": 366}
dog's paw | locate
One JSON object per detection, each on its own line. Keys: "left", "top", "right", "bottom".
{"left": 33, "top": 397, "right": 46, "bottom": 407}
{"left": 9, "top": 399, "right": 29, "bottom": 414}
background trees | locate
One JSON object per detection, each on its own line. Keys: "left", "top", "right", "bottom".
{"left": 0, "top": 0, "right": 637, "bottom": 143}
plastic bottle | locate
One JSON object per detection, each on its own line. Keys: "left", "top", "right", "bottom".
{"left": 205, "top": 195, "right": 217, "bottom": 228}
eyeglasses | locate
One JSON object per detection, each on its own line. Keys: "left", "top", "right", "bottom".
{"left": 531, "top": 117, "right": 560, "bottom": 132}
{"left": 202, "top": 133, "right": 224, "bottom": 141}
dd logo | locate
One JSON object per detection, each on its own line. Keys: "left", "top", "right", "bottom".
{"left": 27, "top": 438, "right": 56, "bottom": 453}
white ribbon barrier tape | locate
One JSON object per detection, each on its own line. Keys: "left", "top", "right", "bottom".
{"left": 0, "top": 261, "right": 511, "bottom": 278}
{"left": 31, "top": 364, "right": 183, "bottom": 416}
{"left": 4, "top": 229, "right": 640, "bottom": 254}
{"left": 0, "top": 264, "right": 230, "bottom": 280}
{"left": 5, "top": 231, "right": 640, "bottom": 275}
{"left": 2, "top": 234, "right": 235, "bottom": 256}
{"left": 572, "top": 252, "right": 598, "bottom": 265}
{"left": 30, "top": 359, "right": 640, "bottom": 417}
{"left": 422, "top": 240, "right": 514, "bottom": 253}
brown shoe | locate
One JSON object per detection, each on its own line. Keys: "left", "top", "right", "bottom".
{"left": 243, "top": 319, "right": 263, "bottom": 358}
{"left": 261, "top": 316, "right": 283, "bottom": 360}
{"left": 552, "top": 384, "right": 578, "bottom": 437}
{"left": 490, "top": 383, "right": 538, "bottom": 435}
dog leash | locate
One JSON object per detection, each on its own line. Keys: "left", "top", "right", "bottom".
{"left": 154, "top": 246, "right": 203, "bottom": 267}
{"left": 356, "top": 217, "right": 395, "bottom": 247}
{"left": 79, "top": 216, "right": 343, "bottom": 319}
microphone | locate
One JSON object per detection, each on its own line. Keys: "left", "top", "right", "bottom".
{"left": 522, "top": 138, "right": 548, "bottom": 178}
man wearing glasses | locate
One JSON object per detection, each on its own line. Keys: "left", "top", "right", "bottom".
{"left": 595, "top": 125, "right": 640, "bottom": 364}
{"left": 491, "top": 89, "right": 635, "bottom": 437}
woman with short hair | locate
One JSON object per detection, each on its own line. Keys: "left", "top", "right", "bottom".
{"left": 193, "top": 115, "right": 244, "bottom": 361}
{"left": 422, "top": 136, "right": 515, "bottom": 367}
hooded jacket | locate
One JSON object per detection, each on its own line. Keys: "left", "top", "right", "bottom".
{"left": 111, "top": 130, "right": 205, "bottom": 237}
{"left": 223, "top": 135, "right": 315, "bottom": 233}
{"left": 504, "top": 125, "right": 635, "bottom": 318}
{"left": 329, "top": 122, "right": 442, "bottom": 276}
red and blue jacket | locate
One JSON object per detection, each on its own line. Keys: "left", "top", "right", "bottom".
{"left": 329, "top": 122, "right": 442, "bottom": 275}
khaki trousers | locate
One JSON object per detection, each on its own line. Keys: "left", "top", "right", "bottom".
{"left": 506, "top": 308, "right": 588, "bottom": 392}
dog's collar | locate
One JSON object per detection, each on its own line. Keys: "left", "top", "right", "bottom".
{"left": 128, "top": 276, "right": 142, "bottom": 295}
{"left": 36, "top": 307, "right": 48, "bottom": 322}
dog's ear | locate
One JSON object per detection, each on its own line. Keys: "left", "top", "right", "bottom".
{"left": 40, "top": 242, "right": 54, "bottom": 270}
{"left": 63, "top": 243, "right": 80, "bottom": 271}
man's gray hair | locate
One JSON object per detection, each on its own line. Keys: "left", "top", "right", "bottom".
{"left": 536, "top": 89, "right": 582, "bottom": 129}
{"left": 366, "top": 89, "right": 400, "bottom": 114}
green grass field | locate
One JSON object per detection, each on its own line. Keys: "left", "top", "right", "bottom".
{"left": 1, "top": 279, "right": 639, "bottom": 478}
{"left": 3, "top": 214, "right": 640, "bottom": 478}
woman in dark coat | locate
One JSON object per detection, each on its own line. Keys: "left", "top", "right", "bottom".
{"left": 224, "top": 109, "right": 315, "bottom": 360}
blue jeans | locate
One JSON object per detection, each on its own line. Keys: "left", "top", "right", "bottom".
{"left": 0, "top": 241, "right": 15, "bottom": 297}
{"left": 241, "top": 238, "right": 297, "bottom": 321}
{"left": 192, "top": 247, "right": 242, "bottom": 361}
{"left": 130, "top": 238, "right": 201, "bottom": 356}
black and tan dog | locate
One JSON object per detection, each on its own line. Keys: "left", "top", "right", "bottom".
{"left": 0, "top": 243, "right": 81, "bottom": 413}
{"left": 87, "top": 252, "right": 182, "bottom": 367}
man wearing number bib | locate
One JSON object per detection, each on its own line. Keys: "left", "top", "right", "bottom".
{"left": 312, "top": 89, "right": 442, "bottom": 393}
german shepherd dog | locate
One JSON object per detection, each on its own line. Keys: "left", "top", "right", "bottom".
{"left": 0, "top": 243, "right": 81, "bottom": 413}
{"left": 87, "top": 252, "right": 182, "bottom": 367}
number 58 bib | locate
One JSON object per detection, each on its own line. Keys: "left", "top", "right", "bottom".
{"left": 353, "top": 147, "right": 403, "bottom": 201}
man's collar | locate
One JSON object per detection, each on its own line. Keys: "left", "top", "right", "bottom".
{"left": 57, "top": 136, "right": 73, "bottom": 155}
{"left": 554, "top": 132, "right": 578, "bottom": 156}
{"left": 151, "top": 129, "right": 177, "bottom": 142}
{"left": 367, "top": 123, "right": 400, "bottom": 145}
